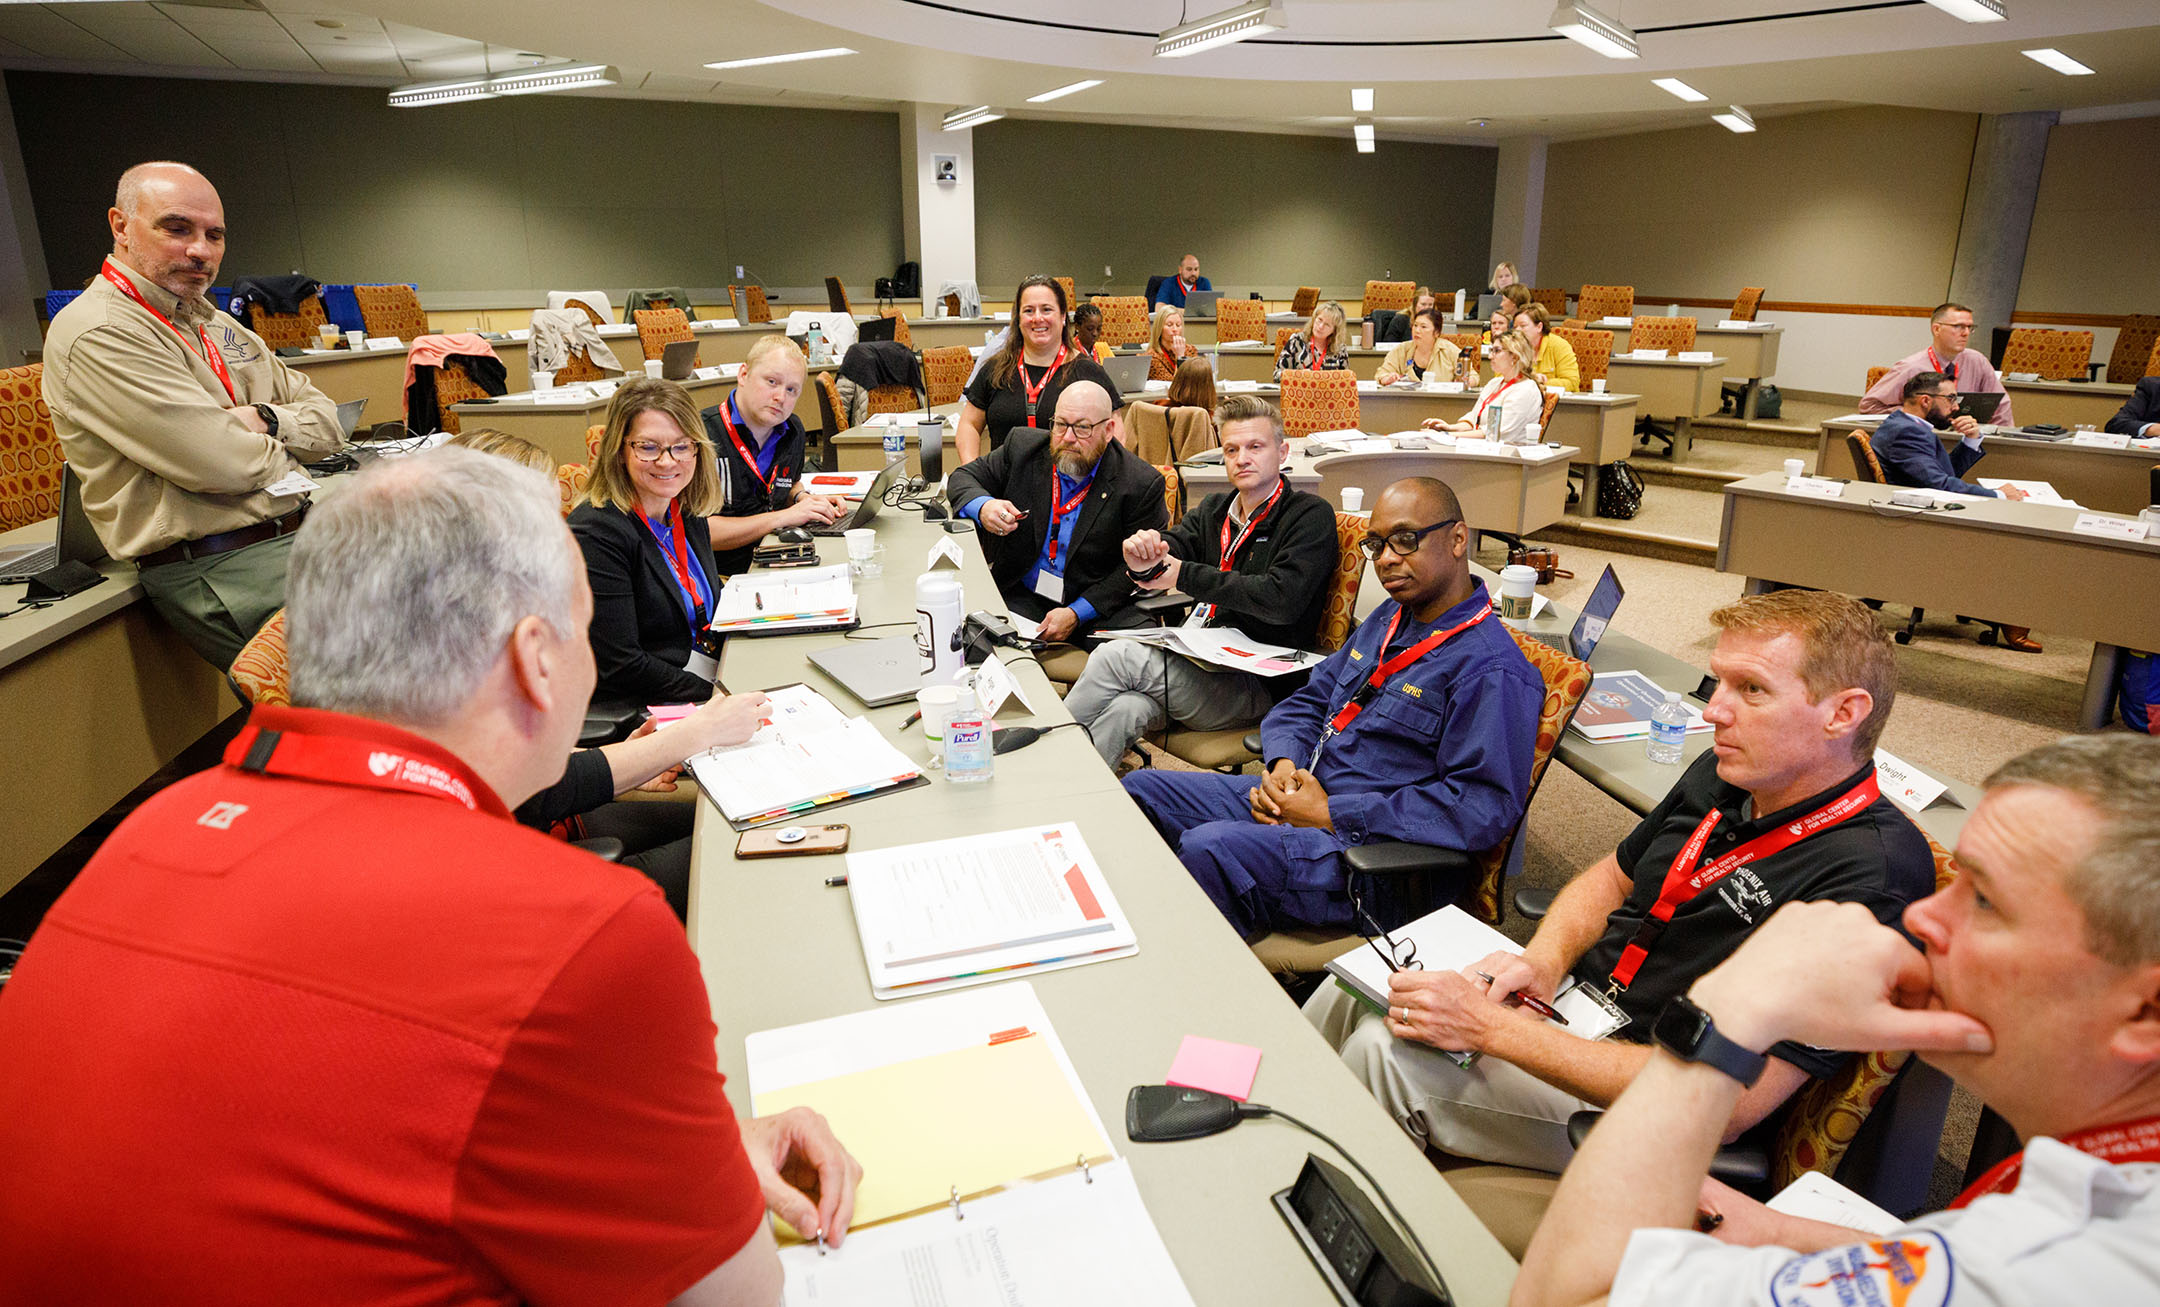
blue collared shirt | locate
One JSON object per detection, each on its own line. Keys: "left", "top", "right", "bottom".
{"left": 639, "top": 511, "right": 714, "bottom": 633}
{"left": 1153, "top": 275, "right": 1213, "bottom": 309}
{"left": 725, "top": 394, "right": 784, "bottom": 480}
{"left": 961, "top": 465, "right": 1102, "bottom": 623}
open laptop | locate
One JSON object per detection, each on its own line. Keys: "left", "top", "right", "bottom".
{"left": 809, "top": 633, "right": 920, "bottom": 708}
{"left": 1565, "top": 565, "right": 1624, "bottom": 663}
{"left": 1955, "top": 392, "right": 2005, "bottom": 425}
{"left": 808, "top": 459, "right": 902, "bottom": 536}
{"left": 660, "top": 339, "right": 701, "bottom": 381}
{"left": 1475, "top": 293, "right": 1502, "bottom": 320}
{"left": 1183, "top": 289, "right": 1221, "bottom": 320}
{"left": 855, "top": 315, "right": 897, "bottom": 344}
{"left": 0, "top": 465, "right": 107, "bottom": 583}
{"left": 1101, "top": 352, "right": 1151, "bottom": 395}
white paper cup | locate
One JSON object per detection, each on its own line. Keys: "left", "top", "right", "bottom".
{"left": 1499, "top": 563, "right": 1538, "bottom": 620}
{"left": 643, "top": 359, "right": 664, "bottom": 379}
{"left": 346, "top": 330, "right": 365, "bottom": 350}
{"left": 1340, "top": 487, "right": 1364, "bottom": 512}
{"left": 530, "top": 370, "right": 555, "bottom": 391}
{"left": 1784, "top": 458, "right": 1806, "bottom": 480}
{"left": 845, "top": 528, "right": 876, "bottom": 561}
{"left": 917, "top": 685, "right": 959, "bottom": 742}
{"left": 1590, "top": 378, "right": 1607, "bottom": 394}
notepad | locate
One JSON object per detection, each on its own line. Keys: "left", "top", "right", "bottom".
{"left": 1166, "top": 1035, "right": 1262, "bottom": 1101}
{"left": 709, "top": 563, "right": 858, "bottom": 632}
{"left": 685, "top": 684, "right": 919, "bottom": 825}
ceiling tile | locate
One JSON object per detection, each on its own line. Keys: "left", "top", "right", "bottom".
{"left": 0, "top": 8, "right": 132, "bottom": 61}
{"left": 210, "top": 39, "right": 324, "bottom": 73}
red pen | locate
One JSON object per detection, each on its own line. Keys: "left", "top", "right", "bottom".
{"left": 1476, "top": 971, "right": 1570, "bottom": 1026}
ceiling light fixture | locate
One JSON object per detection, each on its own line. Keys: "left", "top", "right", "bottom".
{"left": 704, "top": 47, "right": 856, "bottom": 70}
{"left": 1919, "top": 0, "right": 2006, "bottom": 22}
{"left": 1354, "top": 119, "right": 1375, "bottom": 153}
{"left": 942, "top": 105, "right": 1004, "bottom": 131}
{"left": 2022, "top": 48, "right": 2094, "bottom": 75}
{"left": 388, "top": 79, "right": 498, "bottom": 108}
{"left": 1027, "top": 79, "right": 1104, "bottom": 103}
{"left": 1712, "top": 105, "right": 1757, "bottom": 133}
{"left": 1549, "top": 1, "right": 1639, "bottom": 59}
{"left": 1351, "top": 87, "right": 1374, "bottom": 113}
{"left": 1154, "top": 1, "right": 1286, "bottom": 58}
{"left": 390, "top": 63, "right": 619, "bottom": 107}
{"left": 1652, "top": 77, "right": 1708, "bottom": 102}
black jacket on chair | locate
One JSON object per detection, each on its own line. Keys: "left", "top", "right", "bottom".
{"left": 947, "top": 430, "right": 1168, "bottom": 630}
{"left": 568, "top": 500, "right": 720, "bottom": 706}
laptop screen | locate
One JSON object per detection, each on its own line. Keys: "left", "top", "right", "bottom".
{"left": 1568, "top": 565, "right": 1624, "bottom": 663}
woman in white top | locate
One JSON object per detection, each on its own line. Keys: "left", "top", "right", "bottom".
{"left": 1424, "top": 331, "right": 1542, "bottom": 443}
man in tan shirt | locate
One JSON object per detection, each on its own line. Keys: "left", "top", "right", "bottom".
{"left": 43, "top": 161, "right": 344, "bottom": 669}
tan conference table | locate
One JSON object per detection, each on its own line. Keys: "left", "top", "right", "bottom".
{"left": 1599, "top": 354, "right": 1728, "bottom": 462}
{"left": 1591, "top": 320, "right": 1782, "bottom": 420}
{"left": 1717, "top": 471, "right": 2160, "bottom": 730}
{"left": 450, "top": 364, "right": 835, "bottom": 468}
{"left": 684, "top": 512, "right": 1521, "bottom": 1306}
{"left": 2001, "top": 376, "right": 2138, "bottom": 432}
{"left": 1815, "top": 415, "right": 2160, "bottom": 516}
{"left": 0, "top": 518, "right": 237, "bottom": 895}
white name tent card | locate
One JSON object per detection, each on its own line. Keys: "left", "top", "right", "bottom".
{"left": 2071, "top": 430, "right": 2132, "bottom": 449}
{"left": 2073, "top": 513, "right": 2151, "bottom": 542}
{"left": 1873, "top": 749, "right": 1953, "bottom": 813}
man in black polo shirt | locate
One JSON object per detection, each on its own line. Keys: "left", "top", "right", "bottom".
{"left": 1064, "top": 394, "right": 1339, "bottom": 769}
{"left": 701, "top": 335, "right": 845, "bottom": 576}
{"left": 1306, "top": 589, "right": 1936, "bottom": 1173}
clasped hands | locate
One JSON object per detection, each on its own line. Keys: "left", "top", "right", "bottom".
{"left": 1122, "top": 529, "right": 1180, "bottom": 592}
{"left": 1247, "top": 758, "right": 1331, "bottom": 830}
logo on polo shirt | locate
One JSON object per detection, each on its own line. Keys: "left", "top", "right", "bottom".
{"left": 369, "top": 751, "right": 401, "bottom": 777}
{"left": 1769, "top": 1233, "right": 1951, "bottom": 1307}
{"left": 1718, "top": 867, "right": 1774, "bottom": 924}
{"left": 196, "top": 801, "right": 249, "bottom": 830}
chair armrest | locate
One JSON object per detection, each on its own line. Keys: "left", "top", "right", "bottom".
{"left": 1341, "top": 841, "right": 1476, "bottom": 879}
{"left": 579, "top": 700, "right": 645, "bottom": 748}
{"left": 1566, "top": 1110, "right": 1771, "bottom": 1186}
{"left": 1243, "top": 731, "right": 1262, "bottom": 754}
{"left": 1513, "top": 886, "right": 1557, "bottom": 920}
{"left": 572, "top": 836, "right": 626, "bottom": 863}
{"left": 1135, "top": 590, "right": 1195, "bottom": 620}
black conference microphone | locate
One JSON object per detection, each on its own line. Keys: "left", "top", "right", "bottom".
{"left": 1126, "top": 1085, "right": 1257, "bottom": 1141}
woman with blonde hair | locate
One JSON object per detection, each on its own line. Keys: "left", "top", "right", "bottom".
{"left": 570, "top": 376, "right": 729, "bottom": 705}
{"left": 1490, "top": 261, "right": 1519, "bottom": 293}
{"left": 1274, "top": 300, "right": 1350, "bottom": 379}
{"left": 1148, "top": 304, "right": 1199, "bottom": 381}
{"left": 1424, "top": 330, "right": 1543, "bottom": 443}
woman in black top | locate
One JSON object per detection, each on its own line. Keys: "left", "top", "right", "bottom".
{"left": 957, "top": 275, "right": 1095, "bottom": 463}
{"left": 569, "top": 377, "right": 727, "bottom": 706}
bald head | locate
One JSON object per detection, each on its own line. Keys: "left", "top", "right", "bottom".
{"left": 1382, "top": 476, "right": 1464, "bottom": 526}
{"left": 108, "top": 161, "right": 225, "bottom": 301}
{"left": 1050, "top": 379, "right": 1117, "bottom": 477}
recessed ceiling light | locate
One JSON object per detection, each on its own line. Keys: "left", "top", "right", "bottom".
{"left": 704, "top": 47, "right": 856, "bottom": 71}
{"left": 1351, "top": 87, "right": 1374, "bottom": 113}
{"left": 1549, "top": 0, "right": 1638, "bottom": 59}
{"left": 1353, "top": 119, "right": 1375, "bottom": 152}
{"left": 1713, "top": 105, "right": 1757, "bottom": 133}
{"left": 2022, "top": 48, "right": 2094, "bottom": 76}
{"left": 1652, "top": 77, "right": 1708, "bottom": 102}
{"left": 313, "top": 19, "right": 343, "bottom": 28}
{"left": 1919, "top": 0, "right": 2006, "bottom": 21}
{"left": 1154, "top": 1, "right": 1286, "bottom": 58}
{"left": 1027, "top": 79, "right": 1103, "bottom": 104}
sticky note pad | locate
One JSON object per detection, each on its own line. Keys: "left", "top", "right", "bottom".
{"left": 1166, "top": 1034, "right": 1262, "bottom": 1102}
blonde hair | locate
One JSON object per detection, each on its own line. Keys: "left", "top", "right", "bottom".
{"left": 1708, "top": 589, "right": 1897, "bottom": 757}
{"left": 584, "top": 377, "right": 724, "bottom": 516}
{"left": 742, "top": 332, "right": 808, "bottom": 377}
{"left": 445, "top": 427, "right": 553, "bottom": 475}
{"left": 1307, "top": 301, "right": 1349, "bottom": 354}
{"left": 1149, "top": 304, "right": 1185, "bottom": 359}
{"left": 1492, "top": 261, "right": 1518, "bottom": 288}
{"left": 1488, "top": 330, "right": 1537, "bottom": 376}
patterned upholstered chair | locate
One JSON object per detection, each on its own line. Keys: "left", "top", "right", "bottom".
{"left": 813, "top": 374, "right": 848, "bottom": 432}
{"left": 942, "top": 293, "right": 963, "bottom": 318}
{"left": 1864, "top": 365, "right": 1891, "bottom": 395}
{"left": 1529, "top": 287, "right": 1568, "bottom": 317}
{"left": 1730, "top": 286, "right": 1766, "bottom": 322}
{"left": 352, "top": 284, "right": 428, "bottom": 341}
{"left": 244, "top": 293, "right": 330, "bottom": 351}
{"left": 1629, "top": 316, "right": 1697, "bottom": 354}
{"left": 586, "top": 424, "right": 606, "bottom": 464}
{"left": 1557, "top": 328, "right": 1612, "bottom": 386}
{"left": 1279, "top": 369, "right": 1361, "bottom": 438}
{"left": 229, "top": 608, "right": 291, "bottom": 706}
{"left": 824, "top": 276, "right": 853, "bottom": 314}
{"left": 1247, "top": 625, "right": 1592, "bottom": 977}
{"left": 1155, "top": 463, "right": 1185, "bottom": 529}
{"left": 562, "top": 297, "right": 608, "bottom": 326}
{"left": 1576, "top": 285, "right": 1634, "bottom": 321}
{"left": 551, "top": 348, "right": 608, "bottom": 386}
{"left": 1362, "top": 280, "right": 1416, "bottom": 315}
{"left": 634, "top": 308, "right": 696, "bottom": 364}
{"left": 1445, "top": 331, "right": 1483, "bottom": 357}
{"left": 556, "top": 463, "right": 590, "bottom": 515}
{"left": 2000, "top": 328, "right": 2093, "bottom": 381}
{"left": 865, "top": 383, "right": 919, "bottom": 417}
{"left": 430, "top": 362, "right": 489, "bottom": 436}
{"left": 881, "top": 309, "right": 913, "bottom": 347}
{"left": 1096, "top": 296, "right": 1151, "bottom": 347}
{"left": 1276, "top": 326, "right": 1298, "bottom": 358}
{"left": 1847, "top": 430, "right": 1888, "bottom": 483}
{"left": 733, "top": 285, "right": 774, "bottom": 324}
{"left": 1291, "top": 286, "right": 1321, "bottom": 317}
{"left": 1053, "top": 277, "right": 1075, "bottom": 309}
{"left": 1215, "top": 298, "right": 1266, "bottom": 344}
{"left": 2105, "top": 314, "right": 2159, "bottom": 384}
{"left": 1539, "top": 387, "right": 1561, "bottom": 433}
{"left": 0, "top": 363, "right": 63, "bottom": 532}
{"left": 1560, "top": 318, "right": 1584, "bottom": 332}
{"left": 923, "top": 346, "right": 972, "bottom": 407}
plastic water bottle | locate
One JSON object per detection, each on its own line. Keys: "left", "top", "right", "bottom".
{"left": 1647, "top": 690, "right": 1689, "bottom": 766}
{"left": 944, "top": 684, "right": 994, "bottom": 783}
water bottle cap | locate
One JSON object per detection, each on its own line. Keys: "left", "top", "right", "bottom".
{"left": 1663, "top": 690, "right": 1681, "bottom": 702}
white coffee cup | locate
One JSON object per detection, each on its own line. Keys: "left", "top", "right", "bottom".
{"left": 643, "top": 359, "right": 664, "bottom": 379}
{"left": 1340, "top": 486, "right": 1365, "bottom": 512}
{"left": 1590, "top": 378, "right": 1607, "bottom": 394}
{"left": 346, "top": 330, "right": 365, "bottom": 350}
{"left": 1784, "top": 458, "right": 1806, "bottom": 480}
{"left": 530, "top": 370, "right": 555, "bottom": 391}
{"left": 916, "top": 685, "right": 959, "bottom": 743}
{"left": 1498, "top": 563, "right": 1538, "bottom": 621}
{"left": 845, "top": 527, "right": 876, "bottom": 561}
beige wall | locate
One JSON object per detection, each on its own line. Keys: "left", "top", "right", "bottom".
{"left": 1539, "top": 106, "right": 1979, "bottom": 306}
{"left": 2018, "top": 115, "right": 2160, "bottom": 317}
{"left": 972, "top": 119, "right": 1496, "bottom": 302}
{"left": 8, "top": 71, "right": 904, "bottom": 296}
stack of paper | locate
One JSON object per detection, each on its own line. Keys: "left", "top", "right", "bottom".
{"left": 1325, "top": 904, "right": 1627, "bottom": 1066}
{"left": 845, "top": 824, "right": 1138, "bottom": 997}
{"left": 1766, "top": 1170, "right": 1901, "bottom": 1235}
{"left": 687, "top": 684, "right": 919, "bottom": 825}
{"left": 1978, "top": 478, "right": 2075, "bottom": 506}
{"left": 710, "top": 563, "right": 857, "bottom": 633}
{"left": 1570, "top": 670, "right": 1711, "bottom": 742}
{"left": 1111, "top": 626, "right": 1315, "bottom": 677}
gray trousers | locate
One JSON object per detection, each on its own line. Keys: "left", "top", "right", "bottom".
{"left": 1063, "top": 638, "right": 1276, "bottom": 769}
{"left": 1303, "top": 979, "right": 1595, "bottom": 1174}
{"left": 135, "top": 531, "right": 296, "bottom": 672}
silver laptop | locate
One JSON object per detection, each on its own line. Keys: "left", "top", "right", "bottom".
{"left": 1101, "top": 353, "right": 1151, "bottom": 395}
{"left": 0, "top": 465, "right": 107, "bottom": 583}
{"left": 809, "top": 459, "right": 903, "bottom": 536}
{"left": 1476, "top": 293, "right": 1502, "bottom": 320}
{"left": 335, "top": 397, "right": 367, "bottom": 438}
{"left": 1183, "top": 289, "right": 1221, "bottom": 320}
{"left": 808, "top": 634, "right": 921, "bottom": 708}
{"left": 661, "top": 339, "right": 701, "bottom": 381}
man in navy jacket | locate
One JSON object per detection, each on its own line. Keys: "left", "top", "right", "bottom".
{"left": 2105, "top": 376, "right": 2160, "bottom": 439}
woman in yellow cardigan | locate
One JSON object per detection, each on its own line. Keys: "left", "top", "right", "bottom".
{"left": 1511, "top": 303, "right": 1580, "bottom": 392}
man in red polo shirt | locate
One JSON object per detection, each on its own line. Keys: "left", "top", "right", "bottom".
{"left": 0, "top": 447, "right": 858, "bottom": 1304}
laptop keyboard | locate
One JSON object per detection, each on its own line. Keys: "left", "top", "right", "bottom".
{"left": 0, "top": 543, "right": 57, "bottom": 582}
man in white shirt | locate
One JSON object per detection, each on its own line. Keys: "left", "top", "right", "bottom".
{"left": 1511, "top": 732, "right": 2160, "bottom": 1307}
{"left": 1858, "top": 302, "right": 2015, "bottom": 425}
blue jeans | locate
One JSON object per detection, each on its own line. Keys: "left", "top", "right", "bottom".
{"left": 1122, "top": 769, "right": 1357, "bottom": 940}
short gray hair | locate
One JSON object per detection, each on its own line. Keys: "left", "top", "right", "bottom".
{"left": 1986, "top": 734, "right": 2160, "bottom": 968}
{"left": 288, "top": 447, "right": 578, "bottom": 726}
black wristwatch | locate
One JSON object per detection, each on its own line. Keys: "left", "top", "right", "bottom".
{"left": 1653, "top": 995, "right": 1769, "bottom": 1086}
{"left": 1127, "top": 558, "right": 1171, "bottom": 583}
{"left": 254, "top": 403, "right": 279, "bottom": 439}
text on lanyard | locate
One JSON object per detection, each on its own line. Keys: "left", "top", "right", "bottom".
{"left": 715, "top": 401, "right": 782, "bottom": 496}
{"left": 1953, "top": 1114, "right": 2160, "bottom": 1209}
{"left": 1045, "top": 468, "right": 1095, "bottom": 565}
{"left": 226, "top": 722, "right": 483, "bottom": 812}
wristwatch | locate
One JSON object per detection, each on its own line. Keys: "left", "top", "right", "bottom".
{"left": 253, "top": 403, "right": 279, "bottom": 440}
{"left": 1127, "top": 558, "right": 1171, "bottom": 583}
{"left": 1652, "top": 995, "right": 1768, "bottom": 1087}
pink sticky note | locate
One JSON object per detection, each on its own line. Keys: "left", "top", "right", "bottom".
{"left": 646, "top": 703, "right": 697, "bottom": 725}
{"left": 1166, "top": 1034, "right": 1263, "bottom": 1102}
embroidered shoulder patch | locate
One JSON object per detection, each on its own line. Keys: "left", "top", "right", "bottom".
{"left": 1769, "top": 1233, "right": 1953, "bottom": 1307}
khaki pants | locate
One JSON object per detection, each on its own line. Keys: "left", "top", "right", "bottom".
{"left": 135, "top": 532, "right": 295, "bottom": 672}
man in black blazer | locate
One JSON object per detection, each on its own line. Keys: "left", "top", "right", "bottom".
{"left": 948, "top": 378, "right": 1167, "bottom": 643}
{"left": 2106, "top": 376, "right": 2160, "bottom": 439}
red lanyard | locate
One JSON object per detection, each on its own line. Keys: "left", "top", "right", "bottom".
{"left": 715, "top": 401, "right": 779, "bottom": 495}
{"left": 1021, "top": 345, "right": 1067, "bottom": 427}
{"left": 1953, "top": 1115, "right": 2160, "bottom": 1209}
{"left": 1927, "top": 348, "right": 1958, "bottom": 382}
{"left": 225, "top": 719, "right": 493, "bottom": 814}
{"left": 1195, "top": 479, "right": 1284, "bottom": 623}
{"left": 1607, "top": 772, "right": 1882, "bottom": 991}
{"left": 635, "top": 499, "right": 709, "bottom": 630}
{"left": 100, "top": 259, "right": 237, "bottom": 404}
{"left": 1157, "top": 347, "right": 1177, "bottom": 376}
{"left": 1045, "top": 466, "right": 1095, "bottom": 564}
{"left": 1472, "top": 374, "right": 1529, "bottom": 425}
{"left": 1322, "top": 601, "right": 1491, "bottom": 740}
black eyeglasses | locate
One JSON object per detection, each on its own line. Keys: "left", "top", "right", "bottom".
{"left": 1350, "top": 883, "right": 1421, "bottom": 973}
{"left": 1356, "top": 519, "right": 1460, "bottom": 560}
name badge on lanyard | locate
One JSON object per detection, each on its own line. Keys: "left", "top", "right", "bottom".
{"left": 1021, "top": 345, "right": 1067, "bottom": 428}
{"left": 1033, "top": 568, "right": 1066, "bottom": 605}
